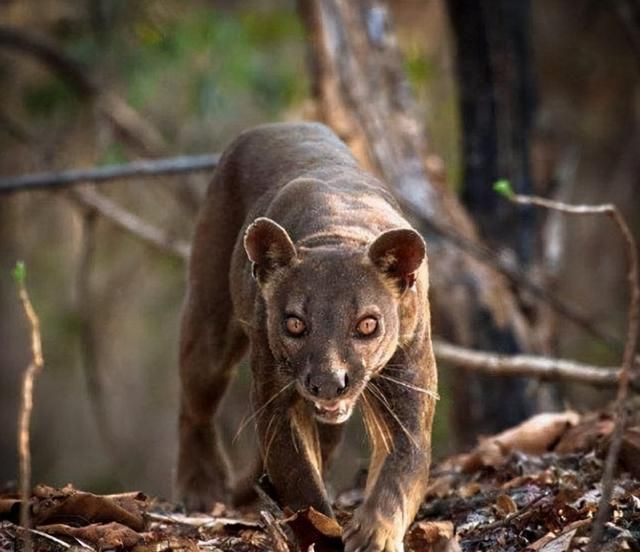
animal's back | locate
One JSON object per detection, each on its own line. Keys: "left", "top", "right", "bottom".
{"left": 209, "top": 122, "right": 359, "bottom": 214}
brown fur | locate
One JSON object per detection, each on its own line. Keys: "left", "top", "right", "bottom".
{"left": 176, "top": 122, "right": 437, "bottom": 552}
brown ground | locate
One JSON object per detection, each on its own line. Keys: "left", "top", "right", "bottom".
{"left": 1, "top": 409, "right": 639, "bottom": 552}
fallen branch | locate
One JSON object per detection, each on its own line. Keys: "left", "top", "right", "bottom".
{"left": 68, "top": 188, "right": 190, "bottom": 260}
{"left": 432, "top": 340, "right": 633, "bottom": 390}
{"left": 496, "top": 186, "right": 640, "bottom": 551}
{"left": 0, "top": 155, "right": 219, "bottom": 195}
{"left": 13, "top": 262, "right": 45, "bottom": 552}
{"left": 260, "top": 511, "right": 292, "bottom": 552}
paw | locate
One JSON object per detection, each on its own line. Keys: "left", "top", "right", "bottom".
{"left": 176, "top": 426, "right": 230, "bottom": 512}
{"left": 343, "top": 507, "right": 404, "bottom": 552}
{"left": 175, "top": 453, "right": 230, "bottom": 512}
{"left": 175, "top": 470, "right": 228, "bottom": 513}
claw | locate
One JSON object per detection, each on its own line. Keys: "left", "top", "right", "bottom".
{"left": 343, "top": 506, "right": 405, "bottom": 552}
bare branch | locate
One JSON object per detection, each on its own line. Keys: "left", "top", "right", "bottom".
{"left": 0, "top": 155, "right": 219, "bottom": 195}
{"left": 97, "top": 93, "right": 170, "bottom": 156}
{"left": 0, "top": 25, "right": 95, "bottom": 96}
{"left": 0, "top": 25, "right": 169, "bottom": 157}
{"left": 505, "top": 194, "right": 639, "bottom": 551}
{"left": 68, "top": 188, "right": 191, "bottom": 261}
{"left": 14, "top": 264, "right": 45, "bottom": 551}
{"left": 432, "top": 340, "right": 636, "bottom": 390}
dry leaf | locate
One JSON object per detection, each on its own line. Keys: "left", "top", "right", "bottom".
{"left": 39, "top": 521, "right": 142, "bottom": 550}
{"left": 554, "top": 415, "right": 614, "bottom": 454}
{"left": 495, "top": 494, "right": 518, "bottom": 517}
{"left": 425, "top": 474, "right": 458, "bottom": 499}
{"left": 31, "top": 485, "right": 146, "bottom": 530}
{"left": 526, "top": 532, "right": 556, "bottom": 551}
{"left": 406, "top": 520, "right": 457, "bottom": 552}
{"left": 620, "top": 427, "right": 640, "bottom": 478}
{"left": 458, "top": 483, "right": 481, "bottom": 499}
{"left": 0, "top": 499, "right": 19, "bottom": 522}
{"left": 462, "top": 412, "right": 580, "bottom": 471}
{"left": 284, "top": 507, "right": 342, "bottom": 552}
{"left": 537, "top": 527, "right": 577, "bottom": 552}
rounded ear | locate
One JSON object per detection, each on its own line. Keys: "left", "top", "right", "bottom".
{"left": 244, "top": 217, "right": 297, "bottom": 282}
{"left": 368, "top": 228, "right": 426, "bottom": 292}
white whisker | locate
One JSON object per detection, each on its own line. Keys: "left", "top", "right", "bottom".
{"left": 361, "top": 391, "right": 392, "bottom": 454}
{"left": 378, "top": 374, "right": 439, "bottom": 400}
{"left": 367, "top": 381, "right": 420, "bottom": 450}
{"left": 233, "top": 381, "right": 293, "bottom": 443}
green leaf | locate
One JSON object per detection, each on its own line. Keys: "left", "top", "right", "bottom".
{"left": 493, "top": 179, "right": 515, "bottom": 199}
{"left": 12, "top": 260, "right": 26, "bottom": 285}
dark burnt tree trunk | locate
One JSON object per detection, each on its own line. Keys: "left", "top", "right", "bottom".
{"left": 297, "top": 0, "right": 537, "bottom": 447}
{"left": 445, "top": 0, "right": 544, "bottom": 441}
{"left": 446, "top": 0, "right": 536, "bottom": 259}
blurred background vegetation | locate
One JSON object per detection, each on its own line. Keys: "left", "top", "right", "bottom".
{"left": 1, "top": 0, "right": 638, "bottom": 500}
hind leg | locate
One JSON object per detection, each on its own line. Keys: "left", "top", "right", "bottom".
{"left": 175, "top": 171, "right": 251, "bottom": 511}
{"left": 176, "top": 295, "right": 247, "bottom": 511}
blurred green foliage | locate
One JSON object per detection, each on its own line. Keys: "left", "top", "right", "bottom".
{"left": 404, "top": 46, "right": 461, "bottom": 190}
{"left": 125, "top": 9, "right": 306, "bottom": 122}
{"left": 493, "top": 179, "right": 515, "bottom": 199}
{"left": 23, "top": 79, "right": 79, "bottom": 119}
{"left": 18, "top": 6, "right": 307, "bottom": 150}
{"left": 98, "top": 143, "right": 128, "bottom": 166}
{"left": 12, "top": 260, "right": 26, "bottom": 286}
{"left": 406, "top": 52, "right": 433, "bottom": 86}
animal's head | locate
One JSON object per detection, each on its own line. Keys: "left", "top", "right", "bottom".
{"left": 244, "top": 217, "right": 426, "bottom": 424}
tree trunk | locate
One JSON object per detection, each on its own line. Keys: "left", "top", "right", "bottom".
{"left": 298, "top": 0, "right": 537, "bottom": 446}
{"left": 445, "top": 0, "right": 560, "bottom": 432}
{"left": 445, "top": 0, "right": 537, "bottom": 260}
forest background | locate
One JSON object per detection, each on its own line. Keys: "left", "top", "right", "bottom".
{"left": 0, "top": 0, "right": 638, "bottom": 502}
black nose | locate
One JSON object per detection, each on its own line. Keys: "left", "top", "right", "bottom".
{"left": 305, "top": 370, "right": 349, "bottom": 399}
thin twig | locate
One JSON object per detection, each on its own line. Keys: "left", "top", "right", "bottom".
{"left": 433, "top": 339, "right": 634, "bottom": 389}
{"left": 27, "top": 528, "right": 71, "bottom": 549}
{"left": 0, "top": 154, "right": 219, "bottom": 195}
{"left": 67, "top": 188, "right": 190, "bottom": 260}
{"left": 506, "top": 194, "right": 640, "bottom": 551}
{"left": 463, "top": 491, "right": 551, "bottom": 536}
{"left": 14, "top": 265, "right": 45, "bottom": 552}
{"left": 260, "top": 511, "right": 292, "bottom": 552}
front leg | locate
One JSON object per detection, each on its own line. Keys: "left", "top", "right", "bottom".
{"left": 252, "top": 352, "right": 333, "bottom": 517}
{"left": 345, "top": 351, "right": 437, "bottom": 552}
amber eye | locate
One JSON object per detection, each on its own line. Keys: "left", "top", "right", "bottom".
{"left": 356, "top": 316, "right": 378, "bottom": 337}
{"left": 285, "top": 316, "right": 306, "bottom": 337}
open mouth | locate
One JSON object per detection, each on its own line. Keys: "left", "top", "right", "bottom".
{"left": 311, "top": 400, "right": 354, "bottom": 424}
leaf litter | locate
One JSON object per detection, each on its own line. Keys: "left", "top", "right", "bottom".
{"left": 2, "top": 408, "right": 640, "bottom": 551}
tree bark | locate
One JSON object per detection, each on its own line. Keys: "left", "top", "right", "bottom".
{"left": 445, "top": 0, "right": 555, "bottom": 435}
{"left": 445, "top": 0, "right": 537, "bottom": 260}
{"left": 298, "top": 0, "right": 537, "bottom": 445}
